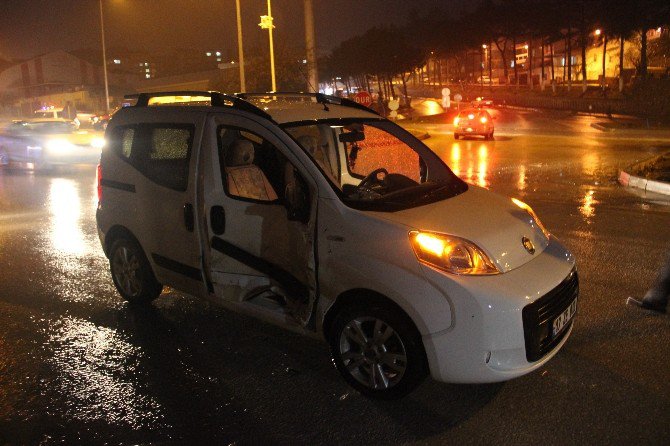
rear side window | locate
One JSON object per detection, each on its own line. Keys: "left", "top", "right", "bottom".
{"left": 121, "top": 128, "right": 135, "bottom": 158}
{"left": 108, "top": 123, "right": 194, "bottom": 191}
{"left": 150, "top": 128, "right": 191, "bottom": 160}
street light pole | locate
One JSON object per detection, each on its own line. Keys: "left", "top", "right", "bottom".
{"left": 259, "top": 0, "right": 277, "bottom": 91}
{"left": 99, "top": 0, "right": 110, "bottom": 113}
{"left": 235, "top": 0, "right": 246, "bottom": 92}
{"left": 480, "top": 46, "right": 484, "bottom": 88}
{"left": 304, "top": 0, "right": 318, "bottom": 93}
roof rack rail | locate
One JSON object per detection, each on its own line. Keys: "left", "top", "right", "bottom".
{"left": 236, "top": 92, "right": 380, "bottom": 116}
{"left": 130, "top": 91, "right": 274, "bottom": 122}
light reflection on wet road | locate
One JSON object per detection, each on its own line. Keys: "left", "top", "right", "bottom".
{"left": 1, "top": 109, "right": 670, "bottom": 444}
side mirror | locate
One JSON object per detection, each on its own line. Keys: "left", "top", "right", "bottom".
{"left": 284, "top": 170, "right": 310, "bottom": 223}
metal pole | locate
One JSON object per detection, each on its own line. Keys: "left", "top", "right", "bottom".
{"left": 99, "top": 0, "right": 110, "bottom": 112}
{"left": 304, "top": 0, "right": 318, "bottom": 92}
{"left": 267, "top": 0, "right": 276, "bottom": 91}
{"left": 235, "top": 0, "right": 246, "bottom": 92}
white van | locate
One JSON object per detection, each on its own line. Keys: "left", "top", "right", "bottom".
{"left": 96, "top": 91, "right": 578, "bottom": 398}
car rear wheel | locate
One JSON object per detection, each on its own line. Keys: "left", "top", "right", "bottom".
{"left": 454, "top": 133, "right": 460, "bottom": 140}
{"left": 109, "top": 238, "right": 162, "bottom": 304}
{"left": 328, "top": 301, "right": 428, "bottom": 399}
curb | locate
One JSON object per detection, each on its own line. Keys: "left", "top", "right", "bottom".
{"left": 619, "top": 153, "right": 670, "bottom": 196}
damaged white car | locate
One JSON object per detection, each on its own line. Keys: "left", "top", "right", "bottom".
{"left": 96, "top": 92, "right": 578, "bottom": 398}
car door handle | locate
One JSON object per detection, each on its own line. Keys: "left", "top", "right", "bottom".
{"left": 210, "top": 206, "right": 225, "bottom": 235}
{"left": 183, "top": 203, "right": 194, "bottom": 232}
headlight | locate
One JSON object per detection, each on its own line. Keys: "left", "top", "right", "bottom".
{"left": 512, "top": 198, "right": 551, "bottom": 239}
{"left": 409, "top": 231, "right": 499, "bottom": 275}
{"left": 91, "top": 137, "right": 105, "bottom": 149}
{"left": 46, "top": 139, "right": 74, "bottom": 153}
{"left": 453, "top": 117, "right": 460, "bottom": 126}
{"left": 480, "top": 116, "right": 488, "bottom": 124}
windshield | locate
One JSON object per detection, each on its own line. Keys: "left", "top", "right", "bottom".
{"left": 28, "top": 121, "right": 76, "bottom": 134}
{"left": 283, "top": 119, "right": 467, "bottom": 211}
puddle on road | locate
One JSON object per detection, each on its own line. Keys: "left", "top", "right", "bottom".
{"left": 446, "top": 142, "right": 493, "bottom": 189}
{"left": 579, "top": 189, "right": 599, "bottom": 220}
{"left": 42, "top": 315, "right": 168, "bottom": 430}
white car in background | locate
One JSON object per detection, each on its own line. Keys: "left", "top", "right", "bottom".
{"left": 95, "top": 91, "right": 578, "bottom": 398}
{"left": 0, "top": 119, "right": 104, "bottom": 169}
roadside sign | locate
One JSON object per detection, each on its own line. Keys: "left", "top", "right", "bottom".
{"left": 387, "top": 99, "right": 400, "bottom": 111}
{"left": 354, "top": 91, "right": 373, "bottom": 107}
{"left": 442, "top": 87, "right": 451, "bottom": 97}
{"left": 453, "top": 94, "right": 462, "bottom": 102}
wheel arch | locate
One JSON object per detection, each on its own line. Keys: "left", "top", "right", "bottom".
{"left": 322, "top": 288, "right": 424, "bottom": 346}
{"left": 103, "top": 225, "right": 144, "bottom": 259}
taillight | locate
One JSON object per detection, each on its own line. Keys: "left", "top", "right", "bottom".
{"left": 96, "top": 163, "right": 102, "bottom": 204}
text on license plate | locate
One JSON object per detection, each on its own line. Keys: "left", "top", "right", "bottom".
{"left": 552, "top": 299, "right": 577, "bottom": 337}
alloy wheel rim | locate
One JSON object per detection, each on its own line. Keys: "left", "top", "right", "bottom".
{"left": 339, "top": 316, "right": 407, "bottom": 390}
{"left": 112, "top": 246, "right": 142, "bottom": 297}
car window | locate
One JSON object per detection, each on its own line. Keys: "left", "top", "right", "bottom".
{"left": 32, "top": 121, "right": 75, "bottom": 134}
{"left": 284, "top": 123, "right": 339, "bottom": 184}
{"left": 108, "top": 123, "right": 194, "bottom": 191}
{"left": 345, "top": 125, "right": 421, "bottom": 183}
{"left": 150, "top": 128, "right": 190, "bottom": 160}
{"left": 283, "top": 119, "right": 466, "bottom": 211}
{"left": 121, "top": 128, "right": 134, "bottom": 158}
{"left": 218, "top": 126, "right": 303, "bottom": 203}
{"left": 109, "top": 126, "right": 136, "bottom": 159}
{"left": 143, "top": 125, "right": 193, "bottom": 191}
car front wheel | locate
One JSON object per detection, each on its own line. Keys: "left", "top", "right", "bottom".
{"left": 109, "top": 238, "right": 162, "bottom": 304}
{"left": 328, "top": 301, "right": 428, "bottom": 399}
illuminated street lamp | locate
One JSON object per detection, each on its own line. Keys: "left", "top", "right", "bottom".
{"left": 594, "top": 28, "right": 602, "bottom": 36}
{"left": 99, "top": 0, "right": 110, "bottom": 113}
{"left": 259, "top": 0, "right": 277, "bottom": 91}
{"left": 235, "top": 0, "right": 246, "bottom": 92}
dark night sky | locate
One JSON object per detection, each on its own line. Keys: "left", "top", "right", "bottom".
{"left": 0, "top": 0, "right": 467, "bottom": 61}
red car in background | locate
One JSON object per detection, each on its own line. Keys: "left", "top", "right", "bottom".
{"left": 453, "top": 108, "right": 494, "bottom": 140}
{"left": 90, "top": 106, "right": 120, "bottom": 130}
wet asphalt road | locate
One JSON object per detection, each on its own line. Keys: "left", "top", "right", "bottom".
{"left": 1, "top": 108, "right": 669, "bottom": 445}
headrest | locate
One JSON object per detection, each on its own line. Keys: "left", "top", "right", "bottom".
{"left": 227, "top": 139, "right": 255, "bottom": 167}
{"left": 297, "top": 135, "right": 319, "bottom": 155}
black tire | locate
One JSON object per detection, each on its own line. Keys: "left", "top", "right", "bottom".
{"left": 109, "top": 237, "right": 162, "bottom": 304}
{"left": 454, "top": 133, "right": 460, "bottom": 140}
{"left": 328, "top": 301, "right": 428, "bottom": 399}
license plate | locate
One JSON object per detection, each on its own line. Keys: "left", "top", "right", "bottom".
{"left": 552, "top": 299, "right": 577, "bottom": 337}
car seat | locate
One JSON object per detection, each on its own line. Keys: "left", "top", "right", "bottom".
{"left": 225, "top": 139, "right": 278, "bottom": 201}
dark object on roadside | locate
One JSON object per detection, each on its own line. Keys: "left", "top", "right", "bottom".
{"left": 626, "top": 251, "right": 670, "bottom": 314}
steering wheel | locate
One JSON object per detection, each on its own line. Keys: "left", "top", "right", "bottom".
{"left": 356, "top": 168, "right": 389, "bottom": 191}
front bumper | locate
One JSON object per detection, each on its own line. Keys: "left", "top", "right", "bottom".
{"left": 420, "top": 237, "right": 577, "bottom": 383}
